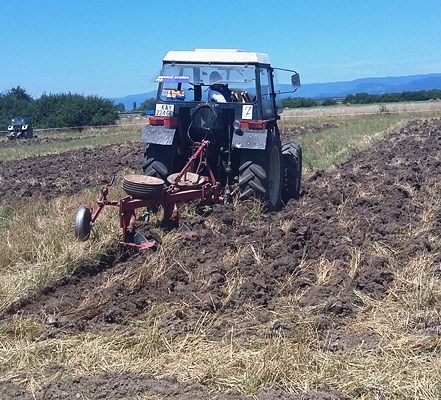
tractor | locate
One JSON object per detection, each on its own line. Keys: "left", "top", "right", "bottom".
{"left": 7, "top": 116, "right": 34, "bottom": 140}
{"left": 75, "top": 49, "right": 302, "bottom": 247}
{"left": 142, "top": 48, "right": 302, "bottom": 211}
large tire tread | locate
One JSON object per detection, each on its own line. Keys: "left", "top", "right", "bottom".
{"left": 238, "top": 134, "right": 282, "bottom": 211}
{"left": 238, "top": 152, "right": 267, "bottom": 199}
{"left": 281, "top": 141, "right": 302, "bottom": 202}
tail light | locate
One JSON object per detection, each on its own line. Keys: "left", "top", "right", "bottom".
{"left": 240, "top": 120, "right": 267, "bottom": 130}
{"left": 149, "top": 116, "right": 178, "bottom": 128}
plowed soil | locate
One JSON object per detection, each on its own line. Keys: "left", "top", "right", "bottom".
{"left": 1, "top": 119, "right": 440, "bottom": 399}
{"left": 0, "top": 136, "right": 78, "bottom": 149}
{"left": 0, "top": 142, "right": 144, "bottom": 202}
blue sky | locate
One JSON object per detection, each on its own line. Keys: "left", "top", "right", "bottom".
{"left": 1, "top": 0, "right": 440, "bottom": 99}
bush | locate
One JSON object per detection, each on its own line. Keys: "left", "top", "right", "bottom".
{"left": 0, "top": 87, "right": 119, "bottom": 130}
{"left": 343, "top": 89, "right": 441, "bottom": 105}
{"left": 0, "top": 87, "right": 33, "bottom": 129}
{"left": 137, "top": 98, "right": 156, "bottom": 113}
{"left": 280, "top": 97, "right": 317, "bottom": 108}
{"left": 322, "top": 98, "right": 337, "bottom": 106}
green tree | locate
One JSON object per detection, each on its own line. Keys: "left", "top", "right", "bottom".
{"left": 34, "top": 93, "right": 119, "bottom": 128}
{"left": 0, "top": 88, "right": 120, "bottom": 130}
{"left": 8, "top": 86, "right": 33, "bottom": 101}
{"left": 280, "top": 97, "right": 317, "bottom": 108}
{"left": 0, "top": 87, "right": 33, "bottom": 129}
{"left": 115, "top": 103, "right": 126, "bottom": 112}
{"left": 137, "top": 98, "right": 156, "bottom": 112}
{"left": 322, "top": 98, "right": 337, "bottom": 106}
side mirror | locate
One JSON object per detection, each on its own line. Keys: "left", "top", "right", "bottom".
{"left": 291, "top": 73, "right": 301, "bottom": 90}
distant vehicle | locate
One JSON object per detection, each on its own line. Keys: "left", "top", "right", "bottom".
{"left": 7, "top": 116, "right": 34, "bottom": 140}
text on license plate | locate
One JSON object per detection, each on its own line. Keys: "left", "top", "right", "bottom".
{"left": 155, "top": 104, "right": 175, "bottom": 117}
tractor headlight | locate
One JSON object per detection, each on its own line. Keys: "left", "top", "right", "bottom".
{"left": 233, "top": 119, "right": 241, "bottom": 132}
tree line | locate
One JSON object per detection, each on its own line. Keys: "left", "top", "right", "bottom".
{"left": 279, "top": 89, "right": 441, "bottom": 109}
{"left": 0, "top": 87, "right": 119, "bottom": 130}
{"left": 343, "top": 89, "right": 441, "bottom": 104}
{"left": 4, "top": 85, "right": 438, "bottom": 126}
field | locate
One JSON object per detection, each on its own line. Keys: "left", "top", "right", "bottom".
{"left": 0, "top": 105, "right": 440, "bottom": 399}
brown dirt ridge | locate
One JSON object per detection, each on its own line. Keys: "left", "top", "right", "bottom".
{"left": 0, "top": 136, "right": 83, "bottom": 149}
{"left": 1, "top": 119, "right": 440, "bottom": 399}
{"left": 0, "top": 142, "right": 144, "bottom": 203}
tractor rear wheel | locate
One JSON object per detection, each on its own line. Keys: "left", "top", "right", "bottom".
{"left": 238, "top": 135, "right": 282, "bottom": 211}
{"left": 282, "top": 141, "right": 302, "bottom": 202}
{"left": 142, "top": 143, "right": 176, "bottom": 183}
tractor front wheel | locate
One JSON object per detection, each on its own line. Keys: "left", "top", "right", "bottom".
{"left": 238, "top": 135, "right": 282, "bottom": 211}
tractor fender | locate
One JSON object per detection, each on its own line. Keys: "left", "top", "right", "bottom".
{"left": 232, "top": 129, "right": 267, "bottom": 150}
{"left": 141, "top": 125, "right": 176, "bottom": 146}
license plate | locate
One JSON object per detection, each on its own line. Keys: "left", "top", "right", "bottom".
{"left": 155, "top": 104, "right": 175, "bottom": 117}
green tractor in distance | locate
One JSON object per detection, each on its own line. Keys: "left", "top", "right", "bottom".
{"left": 7, "top": 116, "right": 34, "bottom": 140}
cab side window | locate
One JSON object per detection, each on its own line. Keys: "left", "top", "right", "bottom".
{"left": 260, "top": 68, "right": 275, "bottom": 118}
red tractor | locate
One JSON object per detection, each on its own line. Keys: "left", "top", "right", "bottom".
{"left": 142, "top": 49, "right": 302, "bottom": 211}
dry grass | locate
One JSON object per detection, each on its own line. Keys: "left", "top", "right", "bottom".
{"left": 280, "top": 100, "right": 441, "bottom": 120}
{"left": 1, "top": 305, "right": 439, "bottom": 398}
{"left": 0, "top": 187, "right": 124, "bottom": 315}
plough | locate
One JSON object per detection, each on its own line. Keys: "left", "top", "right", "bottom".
{"left": 74, "top": 140, "right": 224, "bottom": 249}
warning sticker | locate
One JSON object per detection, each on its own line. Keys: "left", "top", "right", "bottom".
{"left": 242, "top": 105, "right": 253, "bottom": 119}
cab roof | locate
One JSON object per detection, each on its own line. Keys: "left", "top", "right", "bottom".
{"left": 162, "top": 49, "right": 270, "bottom": 65}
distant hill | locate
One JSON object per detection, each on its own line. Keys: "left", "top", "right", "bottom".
{"left": 113, "top": 91, "right": 157, "bottom": 111}
{"left": 113, "top": 73, "right": 441, "bottom": 110}
{"left": 294, "top": 73, "right": 441, "bottom": 99}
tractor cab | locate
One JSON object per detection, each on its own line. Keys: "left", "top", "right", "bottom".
{"left": 141, "top": 49, "right": 301, "bottom": 211}
{"left": 148, "top": 49, "right": 299, "bottom": 132}
{"left": 154, "top": 54, "right": 276, "bottom": 118}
